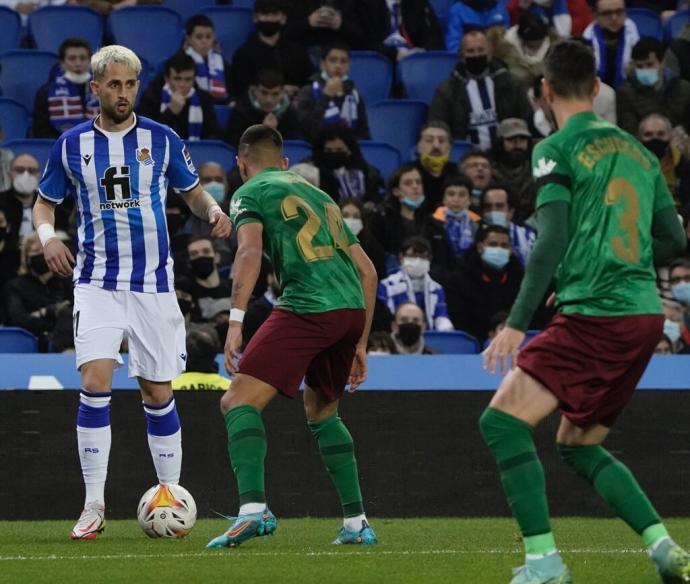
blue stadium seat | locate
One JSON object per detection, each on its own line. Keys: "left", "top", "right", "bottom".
{"left": 200, "top": 6, "right": 253, "bottom": 62}
{"left": 0, "top": 99, "right": 29, "bottom": 142}
{"left": 349, "top": 51, "right": 393, "bottom": 104}
{"left": 368, "top": 100, "right": 428, "bottom": 157}
{"left": 627, "top": 8, "right": 663, "bottom": 41}
{"left": 0, "top": 7, "right": 21, "bottom": 54}
{"left": 29, "top": 6, "right": 103, "bottom": 54}
{"left": 451, "top": 140, "right": 472, "bottom": 163}
{"left": 283, "top": 140, "right": 312, "bottom": 165}
{"left": 4, "top": 139, "right": 54, "bottom": 168}
{"left": 0, "top": 50, "right": 58, "bottom": 109}
{"left": 358, "top": 140, "right": 402, "bottom": 180}
{"left": 185, "top": 140, "right": 236, "bottom": 172}
{"left": 163, "top": 0, "right": 213, "bottom": 23}
{"left": 665, "top": 9, "right": 690, "bottom": 40}
{"left": 398, "top": 51, "right": 457, "bottom": 104}
{"left": 108, "top": 6, "right": 183, "bottom": 68}
{"left": 214, "top": 104, "right": 232, "bottom": 129}
{"left": 0, "top": 327, "right": 39, "bottom": 353}
{"left": 423, "top": 331, "right": 480, "bottom": 354}
{"left": 232, "top": 0, "right": 255, "bottom": 7}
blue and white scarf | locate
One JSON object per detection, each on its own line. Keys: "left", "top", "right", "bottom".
{"left": 583, "top": 20, "right": 639, "bottom": 89}
{"left": 48, "top": 71, "right": 99, "bottom": 132}
{"left": 186, "top": 46, "right": 228, "bottom": 101}
{"left": 160, "top": 83, "right": 203, "bottom": 141}
{"left": 311, "top": 78, "right": 361, "bottom": 131}
{"left": 466, "top": 76, "right": 498, "bottom": 151}
{"left": 384, "top": 0, "right": 409, "bottom": 48}
{"left": 444, "top": 210, "right": 477, "bottom": 257}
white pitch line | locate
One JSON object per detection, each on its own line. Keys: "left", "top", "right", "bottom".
{"left": 0, "top": 549, "right": 648, "bottom": 561}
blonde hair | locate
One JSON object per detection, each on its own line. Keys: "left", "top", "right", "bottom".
{"left": 91, "top": 45, "right": 141, "bottom": 80}
{"left": 19, "top": 233, "right": 41, "bottom": 275}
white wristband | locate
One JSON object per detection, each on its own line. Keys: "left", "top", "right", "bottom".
{"left": 207, "top": 204, "right": 222, "bottom": 222}
{"left": 229, "top": 308, "right": 245, "bottom": 323}
{"left": 37, "top": 223, "right": 57, "bottom": 247}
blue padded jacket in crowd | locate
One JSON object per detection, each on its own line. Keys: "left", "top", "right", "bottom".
{"left": 445, "top": 0, "right": 510, "bottom": 52}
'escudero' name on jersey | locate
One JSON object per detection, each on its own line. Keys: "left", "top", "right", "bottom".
{"left": 39, "top": 115, "right": 199, "bottom": 293}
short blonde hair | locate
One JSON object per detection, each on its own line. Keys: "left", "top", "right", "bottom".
{"left": 20, "top": 233, "right": 41, "bottom": 275}
{"left": 91, "top": 45, "right": 141, "bottom": 80}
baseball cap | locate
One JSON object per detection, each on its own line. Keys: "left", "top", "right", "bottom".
{"left": 498, "top": 118, "right": 530, "bottom": 139}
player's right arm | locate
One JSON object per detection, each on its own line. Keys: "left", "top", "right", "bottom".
{"left": 348, "top": 244, "right": 377, "bottom": 390}
{"left": 33, "top": 136, "right": 75, "bottom": 277}
{"left": 650, "top": 171, "right": 686, "bottom": 264}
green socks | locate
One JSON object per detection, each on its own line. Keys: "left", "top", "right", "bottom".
{"left": 479, "top": 407, "right": 556, "bottom": 556}
{"left": 557, "top": 444, "right": 665, "bottom": 541}
{"left": 309, "top": 415, "right": 364, "bottom": 518}
{"left": 225, "top": 405, "right": 267, "bottom": 505}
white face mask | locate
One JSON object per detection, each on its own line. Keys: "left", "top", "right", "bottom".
{"left": 13, "top": 171, "right": 38, "bottom": 195}
{"left": 368, "top": 350, "right": 390, "bottom": 355}
{"left": 344, "top": 217, "right": 363, "bottom": 236}
{"left": 402, "top": 257, "right": 430, "bottom": 279}
{"left": 64, "top": 70, "right": 91, "bottom": 84}
{"left": 664, "top": 319, "right": 681, "bottom": 343}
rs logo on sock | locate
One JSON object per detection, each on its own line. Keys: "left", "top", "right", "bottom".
{"left": 84, "top": 448, "right": 100, "bottom": 453}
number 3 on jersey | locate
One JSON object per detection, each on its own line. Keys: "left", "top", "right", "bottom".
{"left": 281, "top": 195, "right": 350, "bottom": 262}
{"left": 604, "top": 178, "right": 640, "bottom": 264}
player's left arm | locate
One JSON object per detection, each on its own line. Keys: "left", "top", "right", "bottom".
{"left": 181, "top": 183, "right": 232, "bottom": 239}
{"left": 224, "top": 222, "right": 264, "bottom": 374}
{"left": 348, "top": 243, "right": 377, "bottom": 391}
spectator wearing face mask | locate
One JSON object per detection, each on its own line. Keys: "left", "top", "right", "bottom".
{"left": 638, "top": 114, "right": 690, "bottom": 214}
{"left": 444, "top": 224, "right": 523, "bottom": 342}
{"left": 296, "top": 42, "right": 370, "bottom": 142}
{"left": 654, "top": 335, "right": 675, "bottom": 355}
{"left": 186, "top": 236, "right": 231, "bottom": 344}
{"left": 340, "top": 197, "right": 388, "bottom": 278}
{"left": 492, "top": 118, "right": 536, "bottom": 225}
{"left": 226, "top": 68, "right": 303, "bottom": 147}
{"left": 507, "top": 0, "right": 592, "bottom": 38}
{"left": 174, "top": 275, "right": 195, "bottom": 326}
{"left": 230, "top": 0, "right": 314, "bottom": 101}
{"left": 308, "top": 124, "right": 383, "bottom": 203}
{"left": 390, "top": 302, "right": 436, "bottom": 354}
{"left": 377, "top": 163, "right": 451, "bottom": 269}
{"left": 183, "top": 15, "right": 232, "bottom": 105}
{"left": 3, "top": 233, "right": 74, "bottom": 350}
{"left": 617, "top": 37, "right": 690, "bottom": 137}
{"left": 413, "top": 121, "right": 459, "bottom": 211}
{"left": 480, "top": 183, "right": 536, "bottom": 266}
{"left": 366, "top": 330, "right": 397, "bottom": 355}
{"left": 0, "top": 154, "right": 72, "bottom": 245}
{"left": 668, "top": 258, "right": 690, "bottom": 354}
{"left": 172, "top": 324, "right": 231, "bottom": 390}
{"left": 459, "top": 149, "right": 493, "bottom": 211}
{"left": 377, "top": 236, "right": 454, "bottom": 332}
{"left": 33, "top": 38, "right": 98, "bottom": 139}
{"left": 433, "top": 175, "right": 480, "bottom": 260}
{"left": 184, "top": 162, "right": 231, "bottom": 238}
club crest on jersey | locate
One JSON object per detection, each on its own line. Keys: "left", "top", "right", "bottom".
{"left": 533, "top": 157, "right": 557, "bottom": 179}
{"left": 136, "top": 148, "right": 154, "bottom": 166}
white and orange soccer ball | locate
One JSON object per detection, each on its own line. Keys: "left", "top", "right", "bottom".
{"left": 137, "top": 484, "right": 197, "bottom": 538}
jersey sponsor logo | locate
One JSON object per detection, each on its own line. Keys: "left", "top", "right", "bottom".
{"left": 99, "top": 165, "right": 134, "bottom": 210}
{"left": 182, "top": 146, "right": 195, "bottom": 173}
{"left": 533, "top": 157, "right": 557, "bottom": 178}
{"left": 136, "top": 147, "right": 154, "bottom": 166}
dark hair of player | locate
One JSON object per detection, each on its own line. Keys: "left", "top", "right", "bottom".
{"left": 184, "top": 14, "right": 215, "bottom": 36}
{"left": 238, "top": 124, "right": 284, "bottom": 159}
{"left": 59, "top": 37, "right": 92, "bottom": 60}
{"left": 165, "top": 52, "right": 196, "bottom": 76}
{"left": 543, "top": 40, "right": 597, "bottom": 100}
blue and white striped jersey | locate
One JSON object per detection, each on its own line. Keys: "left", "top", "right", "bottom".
{"left": 39, "top": 115, "right": 199, "bottom": 293}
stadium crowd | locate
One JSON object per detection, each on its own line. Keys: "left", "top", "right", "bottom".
{"left": 1, "top": 0, "right": 690, "bottom": 366}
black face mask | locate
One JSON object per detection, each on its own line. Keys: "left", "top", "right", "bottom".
{"left": 397, "top": 322, "right": 422, "bottom": 346}
{"left": 503, "top": 149, "right": 528, "bottom": 168}
{"left": 256, "top": 20, "right": 283, "bottom": 37}
{"left": 178, "top": 298, "right": 192, "bottom": 316}
{"left": 190, "top": 256, "right": 215, "bottom": 280}
{"left": 464, "top": 55, "right": 488, "bottom": 76}
{"left": 321, "top": 151, "right": 351, "bottom": 169}
{"left": 29, "top": 254, "right": 50, "bottom": 276}
{"left": 167, "top": 214, "right": 185, "bottom": 238}
{"left": 643, "top": 139, "right": 669, "bottom": 160}
{"left": 0, "top": 226, "right": 6, "bottom": 241}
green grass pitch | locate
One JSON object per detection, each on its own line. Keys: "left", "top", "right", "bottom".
{"left": 2, "top": 517, "right": 689, "bottom": 583}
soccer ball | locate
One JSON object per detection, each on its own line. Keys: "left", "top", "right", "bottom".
{"left": 137, "top": 484, "right": 197, "bottom": 538}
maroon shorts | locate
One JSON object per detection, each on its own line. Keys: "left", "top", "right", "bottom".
{"left": 239, "top": 308, "right": 365, "bottom": 402}
{"left": 517, "top": 313, "right": 663, "bottom": 428}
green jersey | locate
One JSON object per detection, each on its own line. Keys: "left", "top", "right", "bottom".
{"left": 532, "top": 111, "right": 674, "bottom": 317}
{"left": 230, "top": 168, "right": 364, "bottom": 314}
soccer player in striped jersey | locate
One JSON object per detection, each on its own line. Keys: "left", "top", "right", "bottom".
{"left": 32, "top": 45, "right": 231, "bottom": 540}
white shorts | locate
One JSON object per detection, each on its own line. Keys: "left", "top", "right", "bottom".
{"left": 73, "top": 284, "right": 187, "bottom": 382}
